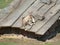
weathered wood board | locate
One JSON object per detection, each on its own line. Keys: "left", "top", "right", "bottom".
{"left": 0, "top": 0, "right": 60, "bottom": 35}
{"left": 0, "top": 0, "right": 36, "bottom": 26}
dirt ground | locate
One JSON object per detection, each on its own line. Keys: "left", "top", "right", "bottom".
{"left": 0, "top": 33, "right": 60, "bottom": 45}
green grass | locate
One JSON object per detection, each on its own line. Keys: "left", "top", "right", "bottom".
{"left": 0, "top": 38, "right": 60, "bottom": 45}
{"left": 0, "top": 42, "right": 18, "bottom": 45}
{"left": 45, "top": 42, "right": 52, "bottom": 45}
{"left": 44, "top": 41, "right": 60, "bottom": 45}
{"left": 0, "top": 0, "right": 13, "bottom": 9}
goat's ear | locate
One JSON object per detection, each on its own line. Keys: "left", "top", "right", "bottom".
{"left": 29, "top": 15, "right": 32, "bottom": 17}
{"left": 28, "top": 11, "right": 33, "bottom": 15}
{"left": 22, "top": 17, "right": 25, "bottom": 19}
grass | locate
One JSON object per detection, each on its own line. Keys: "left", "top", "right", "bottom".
{"left": 44, "top": 42, "right": 53, "bottom": 45}
{"left": 0, "top": 0, "right": 13, "bottom": 9}
{"left": 44, "top": 40, "right": 60, "bottom": 45}
{"left": 0, "top": 38, "right": 60, "bottom": 45}
{"left": 0, "top": 42, "right": 18, "bottom": 45}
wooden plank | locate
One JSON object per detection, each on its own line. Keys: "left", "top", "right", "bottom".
{"left": 0, "top": 0, "right": 36, "bottom": 26}
{"left": 30, "top": 5, "right": 60, "bottom": 32}
{"left": 0, "top": 0, "right": 21, "bottom": 22}
{"left": 36, "top": 11, "right": 60, "bottom": 35}
{"left": 40, "top": 0, "right": 51, "bottom": 4}
{"left": 38, "top": 3, "right": 55, "bottom": 16}
{"left": 12, "top": 0, "right": 44, "bottom": 27}
{"left": 56, "top": 0, "right": 60, "bottom": 4}
{"left": 29, "top": 3, "right": 55, "bottom": 32}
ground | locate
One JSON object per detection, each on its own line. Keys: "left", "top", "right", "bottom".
{"left": 0, "top": 33, "right": 60, "bottom": 45}
{"left": 0, "top": 0, "right": 12, "bottom": 9}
